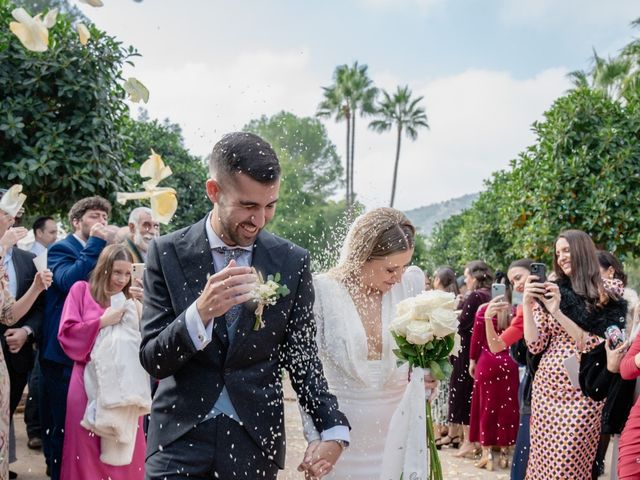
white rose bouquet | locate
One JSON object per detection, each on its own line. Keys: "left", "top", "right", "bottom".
{"left": 385, "top": 290, "right": 461, "bottom": 480}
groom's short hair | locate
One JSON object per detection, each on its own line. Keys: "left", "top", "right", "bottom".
{"left": 209, "top": 132, "right": 281, "bottom": 184}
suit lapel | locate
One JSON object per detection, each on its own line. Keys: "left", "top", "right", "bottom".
{"left": 227, "top": 231, "right": 279, "bottom": 359}
{"left": 12, "top": 251, "right": 31, "bottom": 298}
{"left": 173, "top": 217, "right": 230, "bottom": 347}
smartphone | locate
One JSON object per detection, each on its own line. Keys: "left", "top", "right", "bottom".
{"left": 530, "top": 263, "right": 547, "bottom": 283}
{"left": 605, "top": 325, "right": 625, "bottom": 349}
{"left": 491, "top": 283, "right": 506, "bottom": 300}
{"left": 131, "top": 263, "right": 145, "bottom": 281}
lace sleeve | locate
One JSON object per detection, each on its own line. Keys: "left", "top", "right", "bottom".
{"left": 0, "top": 261, "right": 17, "bottom": 325}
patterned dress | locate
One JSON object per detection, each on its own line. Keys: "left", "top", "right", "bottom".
{"left": 525, "top": 303, "right": 605, "bottom": 479}
{"left": 0, "top": 262, "right": 17, "bottom": 480}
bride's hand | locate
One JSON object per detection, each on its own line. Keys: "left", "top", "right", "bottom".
{"left": 298, "top": 440, "right": 321, "bottom": 474}
{"left": 300, "top": 441, "right": 342, "bottom": 478}
{"left": 423, "top": 371, "right": 438, "bottom": 401}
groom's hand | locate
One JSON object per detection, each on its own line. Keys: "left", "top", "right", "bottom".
{"left": 196, "top": 260, "right": 257, "bottom": 324}
{"left": 298, "top": 440, "right": 343, "bottom": 478}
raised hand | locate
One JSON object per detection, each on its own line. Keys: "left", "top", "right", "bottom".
{"left": 0, "top": 226, "right": 28, "bottom": 251}
{"left": 129, "top": 278, "right": 144, "bottom": 301}
{"left": 90, "top": 224, "right": 120, "bottom": 244}
{"left": 485, "top": 295, "right": 510, "bottom": 320}
{"left": 33, "top": 270, "right": 53, "bottom": 292}
{"left": 523, "top": 275, "right": 546, "bottom": 307}
{"left": 540, "top": 282, "right": 561, "bottom": 315}
{"left": 196, "top": 259, "right": 257, "bottom": 324}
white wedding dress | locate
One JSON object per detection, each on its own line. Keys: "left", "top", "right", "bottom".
{"left": 302, "top": 266, "right": 424, "bottom": 479}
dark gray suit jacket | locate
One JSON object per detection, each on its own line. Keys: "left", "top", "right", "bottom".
{"left": 139, "top": 217, "right": 349, "bottom": 468}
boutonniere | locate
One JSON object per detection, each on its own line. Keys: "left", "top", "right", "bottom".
{"left": 251, "top": 269, "right": 290, "bottom": 331}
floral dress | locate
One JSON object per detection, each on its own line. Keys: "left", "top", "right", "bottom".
{"left": 0, "top": 261, "right": 17, "bottom": 480}
{"left": 525, "top": 279, "right": 624, "bottom": 480}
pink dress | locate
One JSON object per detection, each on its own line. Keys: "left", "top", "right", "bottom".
{"left": 618, "top": 334, "right": 640, "bottom": 479}
{"left": 58, "top": 281, "right": 145, "bottom": 480}
{"left": 469, "top": 304, "right": 520, "bottom": 446}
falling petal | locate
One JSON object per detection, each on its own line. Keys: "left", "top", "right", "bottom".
{"left": 150, "top": 190, "right": 178, "bottom": 224}
{"left": 43, "top": 8, "right": 58, "bottom": 28}
{"left": 0, "top": 184, "right": 27, "bottom": 217}
{"left": 140, "top": 149, "right": 171, "bottom": 187}
{"left": 79, "top": 0, "right": 104, "bottom": 6}
{"left": 76, "top": 22, "right": 90, "bottom": 45}
{"left": 9, "top": 8, "right": 49, "bottom": 52}
{"left": 123, "top": 77, "right": 149, "bottom": 103}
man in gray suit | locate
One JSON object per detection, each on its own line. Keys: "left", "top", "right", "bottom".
{"left": 140, "top": 132, "right": 350, "bottom": 479}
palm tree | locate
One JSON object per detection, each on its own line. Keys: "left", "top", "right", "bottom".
{"left": 369, "top": 85, "right": 429, "bottom": 207}
{"left": 317, "top": 62, "right": 377, "bottom": 207}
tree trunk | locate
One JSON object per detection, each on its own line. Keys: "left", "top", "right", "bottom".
{"left": 345, "top": 111, "right": 351, "bottom": 207}
{"left": 390, "top": 124, "right": 403, "bottom": 208}
{"left": 350, "top": 113, "right": 356, "bottom": 205}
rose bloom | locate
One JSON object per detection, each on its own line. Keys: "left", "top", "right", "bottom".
{"left": 406, "top": 320, "right": 435, "bottom": 345}
{"left": 428, "top": 308, "right": 458, "bottom": 337}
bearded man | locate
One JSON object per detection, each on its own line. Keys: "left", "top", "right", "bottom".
{"left": 124, "top": 207, "right": 159, "bottom": 263}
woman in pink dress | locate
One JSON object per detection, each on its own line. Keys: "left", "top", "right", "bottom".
{"left": 58, "top": 244, "right": 146, "bottom": 480}
{"left": 468, "top": 279, "right": 520, "bottom": 471}
{"left": 523, "top": 230, "right": 626, "bottom": 480}
{"left": 617, "top": 324, "right": 640, "bottom": 479}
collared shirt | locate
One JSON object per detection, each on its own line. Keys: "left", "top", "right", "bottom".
{"left": 72, "top": 234, "right": 87, "bottom": 248}
{"left": 30, "top": 241, "right": 47, "bottom": 257}
{"left": 2, "top": 248, "right": 17, "bottom": 298}
{"left": 185, "top": 214, "right": 253, "bottom": 349}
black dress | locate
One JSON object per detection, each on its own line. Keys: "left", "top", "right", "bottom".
{"left": 448, "top": 288, "right": 491, "bottom": 425}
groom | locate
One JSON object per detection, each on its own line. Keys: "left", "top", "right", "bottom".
{"left": 140, "top": 132, "right": 350, "bottom": 479}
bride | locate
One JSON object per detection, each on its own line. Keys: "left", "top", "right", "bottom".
{"left": 299, "top": 208, "right": 436, "bottom": 479}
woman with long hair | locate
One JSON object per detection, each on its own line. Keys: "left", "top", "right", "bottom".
{"left": 447, "top": 260, "right": 493, "bottom": 458}
{"left": 431, "top": 267, "right": 459, "bottom": 448}
{"left": 482, "top": 258, "right": 534, "bottom": 480}
{"left": 468, "top": 271, "right": 520, "bottom": 471}
{"left": 299, "top": 208, "right": 435, "bottom": 479}
{"left": 58, "top": 244, "right": 149, "bottom": 480}
{"left": 523, "top": 230, "right": 626, "bottom": 480}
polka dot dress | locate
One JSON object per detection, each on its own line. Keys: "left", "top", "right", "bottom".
{"left": 525, "top": 305, "right": 604, "bottom": 480}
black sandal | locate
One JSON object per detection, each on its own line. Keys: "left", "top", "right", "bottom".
{"left": 435, "top": 435, "right": 460, "bottom": 449}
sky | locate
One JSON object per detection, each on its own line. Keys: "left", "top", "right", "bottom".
{"left": 73, "top": 0, "right": 637, "bottom": 211}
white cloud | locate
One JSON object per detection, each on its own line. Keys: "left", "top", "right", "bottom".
{"left": 131, "top": 50, "right": 570, "bottom": 211}
{"left": 124, "top": 48, "right": 320, "bottom": 157}
{"left": 356, "top": 0, "right": 444, "bottom": 15}
{"left": 344, "top": 67, "right": 571, "bottom": 210}
{"left": 497, "top": 0, "right": 638, "bottom": 29}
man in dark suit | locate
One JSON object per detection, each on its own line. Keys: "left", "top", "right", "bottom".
{"left": 40, "top": 196, "right": 118, "bottom": 480}
{"left": 141, "top": 132, "right": 350, "bottom": 480}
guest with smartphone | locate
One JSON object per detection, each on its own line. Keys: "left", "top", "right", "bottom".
{"left": 523, "top": 230, "right": 627, "bottom": 480}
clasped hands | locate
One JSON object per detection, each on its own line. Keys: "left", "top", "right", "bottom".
{"left": 195, "top": 260, "right": 257, "bottom": 323}
{"left": 298, "top": 440, "right": 343, "bottom": 479}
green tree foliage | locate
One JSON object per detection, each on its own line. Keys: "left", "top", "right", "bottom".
{"left": 0, "top": 0, "right": 138, "bottom": 221}
{"left": 244, "top": 111, "right": 349, "bottom": 268}
{"left": 426, "top": 86, "right": 640, "bottom": 272}
{"left": 119, "top": 114, "right": 210, "bottom": 230}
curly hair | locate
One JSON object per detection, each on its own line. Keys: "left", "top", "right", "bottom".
{"left": 67, "top": 196, "right": 111, "bottom": 226}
